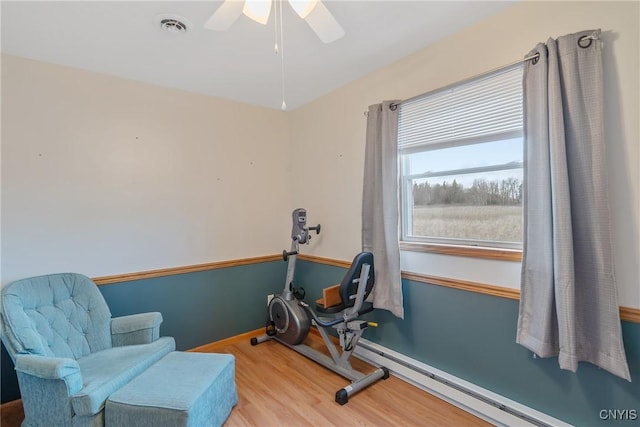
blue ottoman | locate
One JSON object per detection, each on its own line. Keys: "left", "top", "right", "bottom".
{"left": 106, "top": 351, "right": 238, "bottom": 427}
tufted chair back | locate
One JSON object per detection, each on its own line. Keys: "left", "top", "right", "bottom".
{"left": 0, "top": 273, "right": 112, "bottom": 361}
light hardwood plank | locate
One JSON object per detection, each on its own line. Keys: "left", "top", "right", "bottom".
{"left": 188, "top": 328, "right": 265, "bottom": 353}
{"left": 0, "top": 399, "right": 24, "bottom": 427}
{"left": 204, "top": 334, "right": 491, "bottom": 426}
{"left": 1, "top": 334, "right": 491, "bottom": 426}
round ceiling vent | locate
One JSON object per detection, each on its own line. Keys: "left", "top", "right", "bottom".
{"left": 161, "top": 18, "right": 187, "bottom": 34}
{"left": 153, "top": 13, "right": 191, "bottom": 35}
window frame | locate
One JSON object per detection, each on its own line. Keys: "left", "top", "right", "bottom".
{"left": 397, "top": 65, "right": 524, "bottom": 255}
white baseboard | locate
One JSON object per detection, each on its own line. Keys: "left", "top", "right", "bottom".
{"left": 354, "top": 339, "right": 573, "bottom": 427}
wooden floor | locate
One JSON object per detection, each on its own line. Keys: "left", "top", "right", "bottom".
{"left": 1, "top": 334, "right": 490, "bottom": 426}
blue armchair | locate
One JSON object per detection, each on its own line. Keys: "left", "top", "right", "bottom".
{"left": 0, "top": 273, "right": 175, "bottom": 427}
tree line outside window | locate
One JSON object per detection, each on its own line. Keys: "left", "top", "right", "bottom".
{"left": 412, "top": 176, "right": 522, "bottom": 207}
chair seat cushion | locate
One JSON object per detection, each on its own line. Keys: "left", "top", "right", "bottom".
{"left": 71, "top": 336, "right": 175, "bottom": 416}
{"left": 106, "top": 351, "right": 238, "bottom": 427}
{"left": 315, "top": 302, "right": 345, "bottom": 314}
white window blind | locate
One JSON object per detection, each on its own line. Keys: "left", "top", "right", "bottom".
{"left": 398, "top": 65, "right": 523, "bottom": 152}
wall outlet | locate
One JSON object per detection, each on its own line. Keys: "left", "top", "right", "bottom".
{"left": 267, "top": 294, "right": 274, "bottom": 305}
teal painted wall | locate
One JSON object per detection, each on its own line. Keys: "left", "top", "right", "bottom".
{"left": 98, "top": 261, "right": 285, "bottom": 350}
{"left": 294, "top": 260, "right": 640, "bottom": 427}
{"left": 0, "top": 260, "right": 285, "bottom": 403}
{"left": 3, "top": 257, "right": 637, "bottom": 427}
{"left": 1, "top": 343, "right": 19, "bottom": 401}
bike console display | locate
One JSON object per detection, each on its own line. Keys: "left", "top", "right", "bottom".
{"left": 291, "top": 208, "right": 320, "bottom": 244}
{"left": 291, "top": 208, "right": 308, "bottom": 243}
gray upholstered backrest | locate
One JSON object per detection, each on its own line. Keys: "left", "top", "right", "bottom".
{"left": 0, "top": 273, "right": 112, "bottom": 361}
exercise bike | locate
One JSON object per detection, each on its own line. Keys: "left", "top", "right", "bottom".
{"left": 251, "top": 208, "right": 389, "bottom": 404}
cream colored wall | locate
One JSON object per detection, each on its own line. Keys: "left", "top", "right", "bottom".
{"left": 289, "top": 1, "right": 640, "bottom": 308}
{"left": 2, "top": 2, "right": 638, "bottom": 307}
{"left": 1, "top": 55, "right": 292, "bottom": 283}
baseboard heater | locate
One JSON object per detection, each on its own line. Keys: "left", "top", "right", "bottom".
{"left": 354, "top": 339, "right": 573, "bottom": 427}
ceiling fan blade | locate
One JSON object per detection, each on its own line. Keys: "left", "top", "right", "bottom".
{"left": 288, "top": 0, "right": 317, "bottom": 19}
{"left": 204, "top": 0, "right": 244, "bottom": 31}
{"left": 243, "top": 0, "right": 272, "bottom": 25}
{"left": 304, "top": 0, "right": 344, "bottom": 43}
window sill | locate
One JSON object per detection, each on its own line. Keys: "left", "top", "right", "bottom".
{"left": 399, "top": 241, "right": 522, "bottom": 262}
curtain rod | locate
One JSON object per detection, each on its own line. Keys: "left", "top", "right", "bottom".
{"left": 362, "top": 52, "right": 538, "bottom": 117}
{"left": 385, "top": 31, "right": 600, "bottom": 112}
{"left": 388, "top": 52, "right": 540, "bottom": 111}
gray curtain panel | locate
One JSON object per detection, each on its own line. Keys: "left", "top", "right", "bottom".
{"left": 362, "top": 101, "right": 404, "bottom": 319}
{"left": 517, "top": 29, "right": 630, "bottom": 381}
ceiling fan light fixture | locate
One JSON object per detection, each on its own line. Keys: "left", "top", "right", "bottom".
{"left": 288, "top": 0, "right": 318, "bottom": 19}
{"left": 243, "top": 0, "right": 272, "bottom": 25}
{"left": 205, "top": 0, "right": 343, "bottom": 44}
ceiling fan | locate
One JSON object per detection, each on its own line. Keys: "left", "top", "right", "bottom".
{"left": 204, "top": 0, "right": 345, "bottom": 43}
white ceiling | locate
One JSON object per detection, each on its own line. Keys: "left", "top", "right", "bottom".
{"left": 1, "top": 1, "right": 514, "bottom": 111}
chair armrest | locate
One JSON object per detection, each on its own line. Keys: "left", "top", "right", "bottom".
{"left": 15, "top": 354, "right": 83, "bottom": 395}
{"left": 111, "top": 312, "right": 163, "bottom": 346}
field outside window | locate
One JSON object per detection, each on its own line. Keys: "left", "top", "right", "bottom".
{"left": 402, "top": 138, "right": 523, "bottom": 248}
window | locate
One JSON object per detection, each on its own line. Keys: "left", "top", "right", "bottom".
{"left": 398, "top": 65, "right": 523, "bottom": 250}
